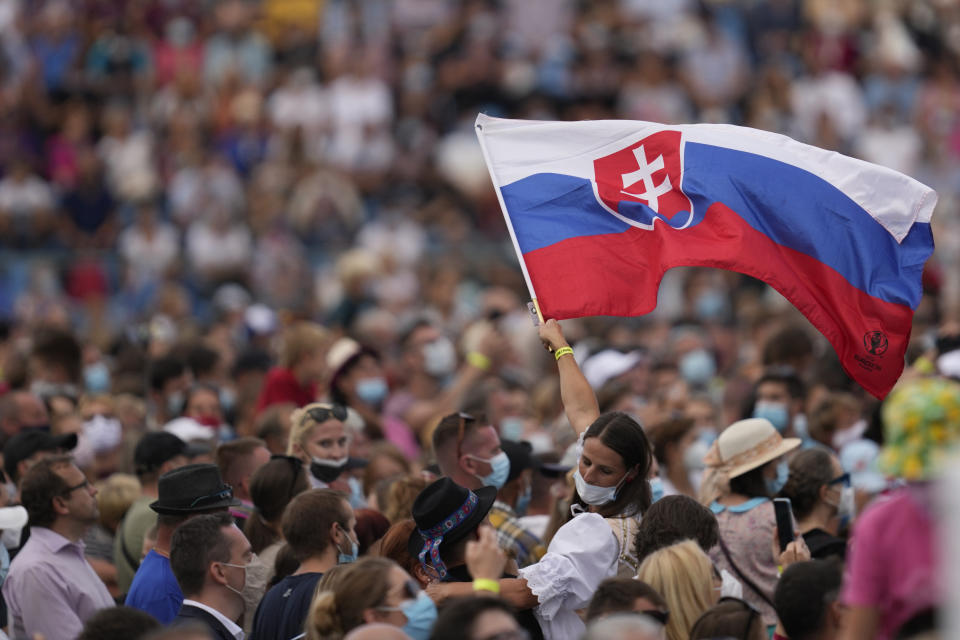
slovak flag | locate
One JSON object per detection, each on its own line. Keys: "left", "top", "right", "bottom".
{"left": 475, "top": 114, "right": 937, "bottom": 398}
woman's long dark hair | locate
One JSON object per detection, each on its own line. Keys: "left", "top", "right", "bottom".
{"left": 728, "top": 461, "right": 775, "bottom": 500}
{"left": 244, "top": 456, "right": 310, "bottom": 554}
{"left": 570, "top": 411, "right": 653, "bottom": 520}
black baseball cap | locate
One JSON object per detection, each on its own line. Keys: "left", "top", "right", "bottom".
{"left": 134, "top": 431, "right": 187, "bottom": 476}
{"left": 4, "top": 430, "right": 78, "bottom": 483}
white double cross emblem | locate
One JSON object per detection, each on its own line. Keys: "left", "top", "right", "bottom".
{"left": 620, "top": 145, "right": 672, "bottom": 213}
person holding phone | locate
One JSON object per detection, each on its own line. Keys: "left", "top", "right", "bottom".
{"left": 703, "top": 417, "right": 801, "bottom": 628}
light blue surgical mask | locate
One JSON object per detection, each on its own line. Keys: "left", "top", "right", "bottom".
{"left": 753, "top": 401, "right": 789, "bottom": 433}
{"left": 515, "top": 482, "right": 532, "bottom": 516}
{"left": 83, "top": 362, "right": 111, "bottom": 393}
{"left": 379, "top": 591, "right": 437, "bottom": 640}
{"left": 649, "top": 477, "right": 665, "bottom": 503}
{"left": 356, "top": 377, "right": 388, "bottom": 407}
{"left": 336, "top": 525, "right": 358, "bottom": 564}
{"left": 499, "top": 417, "right": 526, "bottom": 442}
{"left": 765, "top": 459, "right": 789, "bottom": 495}
{"left": 468, "top": 451, "right": 511, "bottom": 489}
{"left": 679, "top": 349, "right": 716, "bottom": 387}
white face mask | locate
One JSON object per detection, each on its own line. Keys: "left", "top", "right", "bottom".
{"left": 683, "top": 438, "right": 711, "bottom": 472}
{"left": 720, "top": 569, "right": 743, "bottom": 599}
{"left": 573, "top": 468, "right": 627, "bottom": 506}
{"left": 836, "top": 485, "right": 855, "bottom": 520}
{"left": 422, "top": 337, "right": 457, "bottom": 378}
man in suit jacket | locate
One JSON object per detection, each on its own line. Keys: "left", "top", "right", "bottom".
{"left": 170, "top": 512, "right": 252, "bottom": 640}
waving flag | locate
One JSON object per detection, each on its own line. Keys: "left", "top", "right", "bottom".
{"left": 475, "top": 114, "right": 936, "bottom": 398}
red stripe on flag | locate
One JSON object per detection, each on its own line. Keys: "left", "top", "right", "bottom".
{"left": 524, "top": 201, "right": 912, "bottom": 398}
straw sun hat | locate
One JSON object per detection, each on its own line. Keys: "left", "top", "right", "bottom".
{"left": 704, "top": 418, "right": 802, "bottom": 479}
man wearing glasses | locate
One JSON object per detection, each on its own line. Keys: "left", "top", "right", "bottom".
{"left": 3, "top": 455, "right": 113, "bottom": 640}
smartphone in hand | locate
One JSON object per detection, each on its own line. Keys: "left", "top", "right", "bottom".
{"left": 773, "top": 497, "right": 795, "bottom": 552}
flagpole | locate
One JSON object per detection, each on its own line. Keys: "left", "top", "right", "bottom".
{"left": 475, "top": 115, "right": 542, "bottom": 317}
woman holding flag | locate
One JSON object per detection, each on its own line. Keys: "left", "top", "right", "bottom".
{"left": 427, "top": 318, "right": 654, "bottom": 639}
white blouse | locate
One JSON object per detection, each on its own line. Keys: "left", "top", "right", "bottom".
{"left": 518, "top": 512, "right": 620, "bottom": 640}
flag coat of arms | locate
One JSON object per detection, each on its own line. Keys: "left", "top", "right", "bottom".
{"left": 475, "top": 114, "right": 937, "bottom": 398}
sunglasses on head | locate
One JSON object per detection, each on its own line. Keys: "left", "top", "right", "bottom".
{"left": 455, "top": 412, "right": 477, "bottom": 458}
{"left": 306, "top": 404, "right": 348, "bottom": 424}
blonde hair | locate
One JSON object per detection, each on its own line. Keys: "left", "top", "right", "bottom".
{"left": 305, "top": 557, "right": 395, "bottom": 640}
{"left": 286, "top": 402, "right": 344, "bottom": 456}
{"left": 279, "top": 322, "right": 329, "bottom": 369}
{"left": 636, "top": 540, "right": 716, "bottom": 640}
{"left": 96, "top": 473, "right": 142, "bottom": 530}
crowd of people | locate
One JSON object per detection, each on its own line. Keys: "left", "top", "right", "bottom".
{"left": 1, "top": 0, "right": 960, "bottom": 639}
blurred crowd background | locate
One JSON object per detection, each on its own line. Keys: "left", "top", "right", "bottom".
{"left": 0, "top": 0, "right": 958, "bottom": 476}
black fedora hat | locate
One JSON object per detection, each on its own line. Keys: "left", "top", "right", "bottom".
{"left": 406, "top": 478, "right": 496, "bottom": 572}
{"left": 150, "top": 463, "right": 240, "bottom": 515}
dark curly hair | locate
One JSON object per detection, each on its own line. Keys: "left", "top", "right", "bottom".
{"left": 779, "top": 448, "right": 835, "bottom": 520}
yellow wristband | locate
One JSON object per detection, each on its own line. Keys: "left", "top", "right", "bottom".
{"left": 473, "top": 578, "right": 501, "bottom": 594}
{"left": 554, "top": 346, "right": 574, "bottom": 361}
{"left": 467, "top": 351, "right": 492, "bottom": 371}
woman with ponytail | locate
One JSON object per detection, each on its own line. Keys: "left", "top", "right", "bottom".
{"left": 305, "top": 557, "right": 437, "bottom": 640}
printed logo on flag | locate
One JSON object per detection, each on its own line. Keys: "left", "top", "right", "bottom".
{"left": 593, "top": 130, "right": 696, "bottom": 230}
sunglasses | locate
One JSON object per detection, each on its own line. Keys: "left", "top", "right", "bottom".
{"left": 188, "top": 486, "right": 233, "bottom": 508}
{"left": 455, "top": 412, "right": 477, "bottom": 458}
{"left": 376, "top": 579, "right": 424, "bottom": 612}
{"left": 828, "top": 472, "right": 851, "bottom": 488}
{"left": 306, "top": 405, "right": 348, "bottom": 424}
{"left": 638, "top": 608, "right": 670, "bottom": 626}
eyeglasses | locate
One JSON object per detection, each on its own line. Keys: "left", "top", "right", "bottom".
{"left": 271, "top": 455, "right": 304, "bottom": 499}
{"left": 455, "top": 412, "right": 476, "bottom": 458}
{"left": 828, "top": 472, "right": 851, "bottom": 488}
{"left": 717, "top": 597, "right": 761, "bottom": 638}
{"left": 188, "top": 486, "right": 233, "bottom": 508}
{"left": 638, "top": 608, "right": 670, "bottom": 626}
{"left": 61, "top": 479, "right": 90, "bottom": 496}
{"left": 306, "top": 405, "right": 348, "bottom": 424}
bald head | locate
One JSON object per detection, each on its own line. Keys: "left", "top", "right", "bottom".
{"left": 344, "top": 624, "right": 411, "bottom": 640}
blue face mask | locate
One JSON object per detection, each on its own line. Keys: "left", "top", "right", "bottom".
{"left": 356, "top": 377, "right": 388, "bottom": 407}
{"left": 765, "top": 459, "right": 789, "bottom": 495}
{"left": 385, "top": 591, "right": 437, "bottom": 640}
{"left": 336, "top": 525, "right": 358, "bottom": 564}
{"left": 83, "top": 362, "right": 111, "bottom": 393}
{"left": 499, "top": 417, "right": 526, "bottom": 442}
{"left": 753, "top": 401, "right": 790, "bottom": 433}
{"left": 515, "top": 482, "right": 532, "bottom": 516}
{"left": 679, "top": 349, "right": 716, "bottom": 387}
{"left": 649, "top": 477, "right": 665, "bottom": 503}
{"left": 469, "top": 451, "right": 511, "bottom": 489}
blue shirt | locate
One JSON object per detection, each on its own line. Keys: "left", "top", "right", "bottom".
{"left": 124, "top": 550, "right": 183, "bottom": 624}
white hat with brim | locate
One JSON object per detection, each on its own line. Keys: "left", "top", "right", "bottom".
{"left": 704, "top": 418, "right": 801, "bottom": 479}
